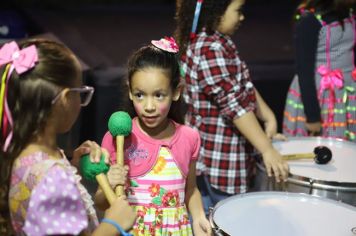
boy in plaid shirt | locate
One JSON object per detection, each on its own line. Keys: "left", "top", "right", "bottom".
{"left": 175, "top": 0, "right": 289, "bottom": 213}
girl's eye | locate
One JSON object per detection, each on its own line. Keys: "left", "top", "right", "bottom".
{"left": 236, "top": 6, "right": 244, "bottom": 14}
{"left": 156, "top": 93, "right": 165, "bottom": 99}
{"left": 134, "top": 93, "right": 143, "bottom": 99}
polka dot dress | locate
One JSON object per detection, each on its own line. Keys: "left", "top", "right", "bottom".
{"left": 9, "top": 151, "right": 98, "bottom": 235}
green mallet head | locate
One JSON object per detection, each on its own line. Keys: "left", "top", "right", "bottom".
{"left": 80, "top": 154, "right": 110, "bottom": 182}
{"left": 108, "top": 111, "right": 132, "bottom": 137}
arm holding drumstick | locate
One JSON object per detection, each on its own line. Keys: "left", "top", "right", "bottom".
{"left": 108, "top": 111, "right": 132, "bottom": 196}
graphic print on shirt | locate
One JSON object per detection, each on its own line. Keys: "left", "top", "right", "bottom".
{"left": 126, "top": 143, "right": 149, "bottom": 166}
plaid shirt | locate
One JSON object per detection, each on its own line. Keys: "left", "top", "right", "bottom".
{"left": 180, "top": 30, "right": 257, "bottom": 194}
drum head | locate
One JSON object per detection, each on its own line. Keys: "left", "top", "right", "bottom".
{"left": 212, "top": 192, "right": 356, "bottom": 236}
{"left": 273, "top": 137, "right": 356, "bottom": 183}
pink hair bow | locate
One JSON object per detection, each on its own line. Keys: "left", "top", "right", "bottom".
{"left": 0, "top": 41, "right": 38, "bottom": 74}
{"left": 317, "top": 65, "right": 344, "bottom": 127}
{"left": 151, "top": 37, "right": 179, "bottom": 53}
{"left": 0, "top": 41, "right": 38, "bottom": 151}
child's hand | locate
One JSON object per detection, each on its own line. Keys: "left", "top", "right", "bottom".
{"left": 261, "top": 148, "right": 289, "bottom": 183}
{"left": 271, "top": 133, "right": 287, "bottom": 141}
{"left": 192, "top": 217, "right": 212, "bottom": 236}
{"left": 71, "top": 140, "right": 110, "bottom": 167}
{"left": 306, "top": 122, "right": 322, "bottom": 136}
{"left": 107, "top": 165, "right": 129, "bottom": 189}
{"left": 104, "top": 196, "right": 136, "bottom": 231}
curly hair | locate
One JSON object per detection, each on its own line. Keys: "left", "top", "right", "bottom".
{"left": 174, "top": 0, "right": 231, "bottom": 53}
{"left": 0, "top": 39, "right": 79, "bottom": 234}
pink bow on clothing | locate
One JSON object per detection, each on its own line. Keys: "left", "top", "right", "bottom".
{"left": 0, "top": 41, "right": 38, "bottom": 74}
{"left": 318, "top": 65, "right": 344, "bottom": 91}
{"left": 317, "top": 65, "right": 344, "bottom": 126}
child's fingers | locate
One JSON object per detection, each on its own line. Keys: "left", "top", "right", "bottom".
{"left": 74, "top": 140, "right": 103, "bottom": 163}
{"left": 265, "top": 163, "right": 272, "bottom": 178}
{"left": 204, "top": 221, "right": 212, "bottom": 235}
{"left": 271, "top": 165, "right": 281, "bottom": 183}
{"left": 74, "top": 140, "right": 91, "bottom": 155}
{"left": 101, "top": 148, "right": 110, "bottom": 164}
{"left": 107, "top": 165, "right": 128, "bottom": 187}
{"left": 72, "top": 141, "right": 92, "bottom": 166}
{"left": 73, "top": 146, "right": 90, "bottom": 160}
{"left": 272, "top": 133, "right": 287, "bottom": 141}
{"left": 87, "top": 141, "right": 101, "bottom": 163}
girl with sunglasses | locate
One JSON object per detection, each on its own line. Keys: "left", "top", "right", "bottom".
{"left": 0, "top": 39, "right": 136, "bottom": 235}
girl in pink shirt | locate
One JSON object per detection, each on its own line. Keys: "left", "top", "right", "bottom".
{"left": 98, "top": 37, "right": 211, "bottom": 236}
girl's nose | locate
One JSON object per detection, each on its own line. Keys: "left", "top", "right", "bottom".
{"left": 240, "top": 13, "right": 244, "bottom": 22}
{"left": 144, "top": 98, "right": 156, "bottom": 112}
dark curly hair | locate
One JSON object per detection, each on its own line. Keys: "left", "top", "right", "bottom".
{"left": 174, "top": 0, "right": 231, "bottom": 53}
{"left": 0, "top": 39, "right": 79, "bottom": 234}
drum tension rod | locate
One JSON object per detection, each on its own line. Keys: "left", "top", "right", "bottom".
{"left": 309, "top": 179, "right": 314, "bottom": 195}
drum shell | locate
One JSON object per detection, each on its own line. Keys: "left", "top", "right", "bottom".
{"left": 255, "top": 162, "right": 356, "bottom": 206}
{"left": 209, "top": 191, "right": 356, "bottom": 236}
{"left": 254, "top": 137, "right": 356, "bottom": 207}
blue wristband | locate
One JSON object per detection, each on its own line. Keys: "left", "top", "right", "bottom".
{"left": 101, "top": 218, "right": 133, "bottom": 236}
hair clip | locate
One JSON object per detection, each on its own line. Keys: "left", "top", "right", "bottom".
{"left": 190, "top": 0, "right": 204, "bottom": 39}
{"left": 151, "top": 37, "right": 179, "bottom": 53}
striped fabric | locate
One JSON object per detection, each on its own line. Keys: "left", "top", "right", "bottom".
{"left": 127, "top": 147, "right": 193, "bottom": 236}
{"left": 283, "top": 14, "right": 356, "bottom": 141}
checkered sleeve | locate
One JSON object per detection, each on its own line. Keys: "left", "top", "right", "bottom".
{"left": 198, "top": 44, "right": 256, "bottom": 121}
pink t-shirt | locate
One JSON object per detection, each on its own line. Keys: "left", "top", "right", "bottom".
{"left": 101, "top": 118, "right": 201, "bottom": 177}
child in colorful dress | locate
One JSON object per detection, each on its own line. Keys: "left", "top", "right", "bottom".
{"left": 174, "top": 0, "right": 289, "bottom": 212}
{"left": 99, "top": 37, "right": 211, "bottom": 235}
{"left": 283, "top": 0, "right": 356, "bottom": 140}
{"left": 0, "top": 39, "right": 136, "bottom": 235}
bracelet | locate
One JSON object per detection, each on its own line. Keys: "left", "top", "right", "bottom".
{"left": 101, "top": 218, "right": 133, "bottom": 236}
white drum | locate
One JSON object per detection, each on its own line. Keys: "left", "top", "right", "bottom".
{"left": 209, "top": 192, "right": 356, "bottom": 236}
{"left": 254, "top": 137, "right": 356, "bottom": 206}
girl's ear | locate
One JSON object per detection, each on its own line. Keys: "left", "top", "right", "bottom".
{"left": 172, "top": 83, "right": 183, "bottom": 101}
{"left": 57, "top": 88, "right": 71, "bottom": 106}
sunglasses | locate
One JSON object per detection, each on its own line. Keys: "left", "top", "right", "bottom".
{"left": 51, "top": 85, "right": 94, "bottom": 107}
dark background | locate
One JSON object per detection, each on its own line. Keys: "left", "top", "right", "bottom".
{"left": 1, "top": 0, "right": 300, "bottom": 154}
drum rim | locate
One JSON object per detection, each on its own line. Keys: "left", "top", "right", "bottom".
{"left": 273, "top": 136, "right": 356, "bottom": 189}
{"left": 212, "top": 191, "right": 356, "bottom": 212}
{"left": 287, "top": 174, "right": 356, "bottom": 190}
{"left": 272, "top": 136, "right": 354, "bottom": 146}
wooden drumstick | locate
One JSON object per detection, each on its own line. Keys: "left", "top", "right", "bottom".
{"left": 108, "top": 111, "right": 132, "bottom": 196}
{"left": 283, "top": 153, "right": 315, "bottom": 160}
{"left": 282, "top": 146, "right": 332, "bottom": 164}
